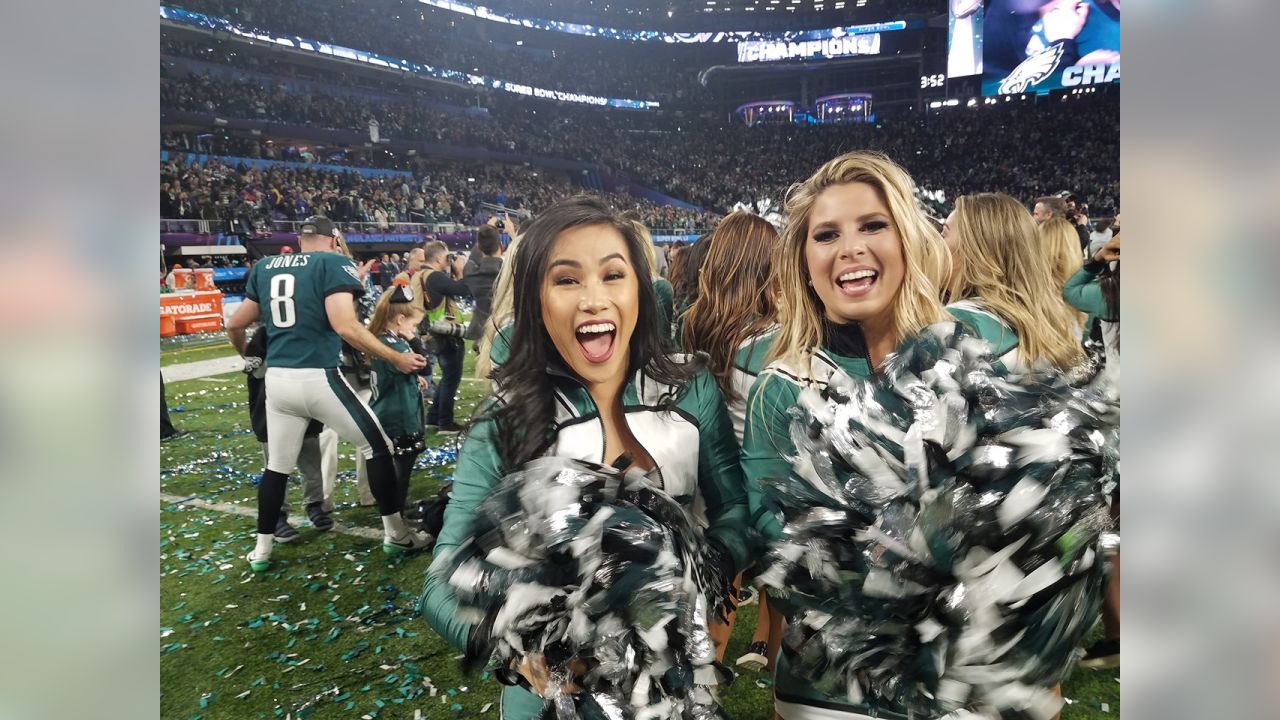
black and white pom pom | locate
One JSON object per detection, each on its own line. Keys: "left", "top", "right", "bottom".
{"left": 444, "top": 457, "right": 734, "bottom": 720}
{"left": 758, "top": 322, "right": 1119, "bottom": 720}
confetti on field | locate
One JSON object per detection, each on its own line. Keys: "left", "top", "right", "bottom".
{"left": 160, "top": 364, "right": 1117, "bottom": 718}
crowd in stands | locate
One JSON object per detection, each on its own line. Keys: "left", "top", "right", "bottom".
{"left": 166, "top": 0, "right": 704, "bottom": 102}
{"left": 161, "top": 152, "right": 713, "bottom": 233}
{"left": 162, "top": 66, "right": 1120, "bottom": 218}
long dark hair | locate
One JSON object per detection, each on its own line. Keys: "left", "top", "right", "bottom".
{"left": 669, "top": 236, "right": 711, "bottom": 313}
{"left": 488, "top": 195, "right": 694, "bottom": 470}
{"left": 680, "top": 212, "right": 780, "bottom": 403}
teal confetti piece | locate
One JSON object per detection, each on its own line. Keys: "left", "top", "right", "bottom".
{"left": 341, "top": 641, "right": 371, "bottom": 661}
{"left": 451, "top": 703, "right": 464, "bottom": 713}
{"left": 199, "top": 692, "right": 216, "bottom": 708}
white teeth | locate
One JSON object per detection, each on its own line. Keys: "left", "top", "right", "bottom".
{"left": 576, "top": 323, "right": 616, "bottom": 335}
{"left": 838, "top": 269, "right": 877, "bottom": 282}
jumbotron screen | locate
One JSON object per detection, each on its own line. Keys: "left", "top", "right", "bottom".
{"left": 949, "top": 0, "right": 1119, "bottom": 95}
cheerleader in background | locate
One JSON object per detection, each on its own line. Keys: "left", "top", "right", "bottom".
{"left": 1040, "top": 215, "right": 1089, "bottom": 333}
{"left": 668, "top": 234, "right": 711, "bottom": 339}
{"left": 366, "top": 279, "right": 429, "bottom": 518}
{"left": 941, "top": 192, "right": 1084, "bottom": 373}
{"left": 1065, "top": 232, "right": 1121, "bottom": 373}
{"left": 741, "top": 151, "right": 951, "bottom": 720}
{"left": 1064, "top": 231, "right": 1121, "bottom": 670}
{"left": 420, "top": 196, "right": 752, "bottom": 720}
{"left": 678, "top": 211, "right": 784, "bottom": 669}
{"left": 623, "top": 210, "right": 676, "bottom": 347}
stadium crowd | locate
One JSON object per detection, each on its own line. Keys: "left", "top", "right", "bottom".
{"left": 163, "top": 67, "right": 1120, "bottom": 220}
{"left": 160, "top": 153, "right": 713, "bottom": 232}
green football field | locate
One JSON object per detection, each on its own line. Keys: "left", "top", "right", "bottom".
{"left": 159, "top": 341, "right": 1119, "bottom": 719}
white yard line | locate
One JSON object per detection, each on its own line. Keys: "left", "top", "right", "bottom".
{"left": 162, "top": 355, "right": 489, "bottom": 384}
{"left": 163, "top": 355, "right": 245, "bottom": 382}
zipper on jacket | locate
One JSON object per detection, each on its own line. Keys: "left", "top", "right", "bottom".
{"left": 546, "top": 363, "right": 660, "bottom": 478}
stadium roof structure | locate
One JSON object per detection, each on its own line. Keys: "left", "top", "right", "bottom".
{"left": 431, "top": 0, "right": 942, "bottom": 31}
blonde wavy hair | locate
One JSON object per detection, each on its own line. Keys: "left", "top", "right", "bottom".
{"left": 766, "top": 151, "right": 950, "bottom": 374}
{"left": 1039, "top": 217, "right": 1084, "bottom": 286}
{"left": 946, "top": 193, "right": 1084, "bottom": 369}
{"left": 1039, "top": 216, "right": 1086, "bottom": 328}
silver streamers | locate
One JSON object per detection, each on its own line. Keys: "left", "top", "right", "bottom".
{"left": 444, "top": 457, "right": 733, "bottom": 720}
{"left": 759, "top": 321, "right": 1119, "bottom": 719}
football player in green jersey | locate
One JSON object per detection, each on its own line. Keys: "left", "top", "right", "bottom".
{"left": 227, "top": 216, "right": 430, "bottom": 572}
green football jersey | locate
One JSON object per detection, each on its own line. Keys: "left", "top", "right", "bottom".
{"left": 245, "top": 252, "right": 364, "bottom": 369}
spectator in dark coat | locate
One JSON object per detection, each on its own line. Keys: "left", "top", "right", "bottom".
{"left": 463, "top": 224, "right": 504, "bottom": 345}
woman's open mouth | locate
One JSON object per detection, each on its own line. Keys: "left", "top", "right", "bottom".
{"left": 575, "top": 321, "right": 617, "bottom": 363}
{"left": 836, "top": 268, "right": 878, "bottom": 298}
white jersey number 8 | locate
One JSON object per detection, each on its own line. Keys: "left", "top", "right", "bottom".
{"left": 269, "top": 273, "right": 297, "bottom": 328}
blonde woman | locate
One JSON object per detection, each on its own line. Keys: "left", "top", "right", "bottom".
{"left": 1039, "top": 216, "right": 1089, "bottom": 341}
{"left": 1040, "top": 216, "right": 1085, "bottom": 287}
{"left": 941, "top": 193, "right": 1084, "bottom": 373}
{"left": 741, "top": 151, "right": 950, "bottom": 720}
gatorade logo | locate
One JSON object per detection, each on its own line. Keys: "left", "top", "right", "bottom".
{"left": 162, "top": 302, "right": 216, "bottom": 316}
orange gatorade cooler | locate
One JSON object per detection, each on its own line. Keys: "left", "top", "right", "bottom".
{"left": 194, "top": 268, "right": 216, "bottom": 291}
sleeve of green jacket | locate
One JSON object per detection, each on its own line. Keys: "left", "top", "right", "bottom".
{"left": 739, "top": 372, "right": 805, "bottom": 617}
{"left": 1063, "top": 262, "right": 1111, "bottom": 320}
{"left": 419, "top": 415, "right": 503, "bottom": 650}
{"left": 740, "top": 372, "right": 799, "bottom": 543}
{"left": 689, "top": 369, "right": 753, "bottom": 574}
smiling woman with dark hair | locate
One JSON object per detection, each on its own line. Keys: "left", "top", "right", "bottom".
{"left": 419, "top": 195, "right": 752, "bottom": 720}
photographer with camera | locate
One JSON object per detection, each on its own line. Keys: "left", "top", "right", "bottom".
{"left": 416, "top": 240, "right": 472, "bottom": 434}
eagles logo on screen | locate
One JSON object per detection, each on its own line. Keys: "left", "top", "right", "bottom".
{"left": 998, "top": 42, "right": 1066, "bottom": 95}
